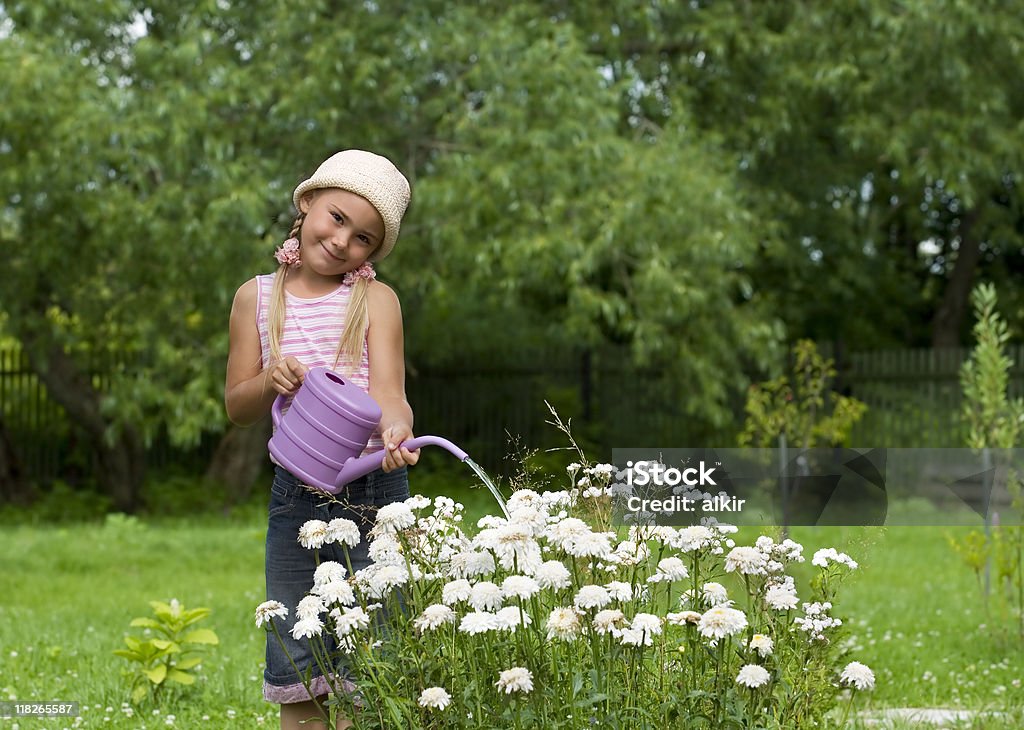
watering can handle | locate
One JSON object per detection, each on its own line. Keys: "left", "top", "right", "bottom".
{"left": 331, "top": 435, "right": 469, "bottom": 492}
{"left": 271, "top": 394, "right": 285, "bottom": 428}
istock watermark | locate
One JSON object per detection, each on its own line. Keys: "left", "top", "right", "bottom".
{"left": 625, "top": 459, "right": 720, "bottom": 488}
{"left": 612, "top": 448, "right": 1024, "bottom": 527}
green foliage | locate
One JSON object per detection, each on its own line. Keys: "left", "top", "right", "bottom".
{"left": 952, "top": 283, "right": 1024, "bottom": 637}
{"left": 960, "top": 283, "right": 1024, "bottom": 451}
{"left": 5, "top": 0, "right": 1024, "bottom": 499}
{"left": 739, "top": 340, "right": 867, "bottom": 448}
{"left": 113, "top": 599, "right": 219, "bottom": 704}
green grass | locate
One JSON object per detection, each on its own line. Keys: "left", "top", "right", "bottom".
{"left": 1, "top": 490, "right": 1022, "bottom": 729}
{"left": 788, "top": 522, "right": 1023, "bottom": 722}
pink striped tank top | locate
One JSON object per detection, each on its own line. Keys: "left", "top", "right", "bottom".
{"left": 256, "top": 273, "right": 384, "bottom": 456}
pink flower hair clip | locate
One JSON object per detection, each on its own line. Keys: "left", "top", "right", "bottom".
{"left": 274, "top": 237, "right": 301, "bottom": 267}
{"left": 343, "top": 262, "right": 377, "bottom": 286}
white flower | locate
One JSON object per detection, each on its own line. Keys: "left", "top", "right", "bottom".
{"left": 459, "top": 611, "right": 501, "bottom": 635}
{"left": 533, "top": 561, "right": 572, "bottom": 590}
{"left": 474, "top": 523, "right": 542, "bottom": 571}
{"left": 776, "top": 539, "right": 805, "bottom": 562}
{"left": 313, "top": 561, "right": 346, "bottom": 587}
{"left": 506, "top": 488, "right": 544, "bottom": 512}
{"left": 544, "top": 517, "right": 591, "bottom": 547}
{"left": 372, "top": 503, "right": 416, "bottom": 535}
{"left": 368, "top": 534, "right": 404, "bottom": 564}
{"left": 697, "top": 605, "right": 748, "bottom": 643}
{"left": 701, "top": 582, "right": 730, "bottom": 606}
{"left": 359, "top": 564, "right": 410, "bottom": 599}
{"left": 764, "top": 585, "right": 799, "bottom": 611}
{"left": 592, "top": 609, "right": 626, "bottom": 635}
{"left": 546, "top": 607, "right": 583, "bottom": 641}
{"left": 495, "top": 606, "right": 532, "bottom": 631}
{"left": 449, "top": 550, "right": 496, "bottom": 579}
{"left": 749, "top": 634, "right": 774, "bottom": 657}
{"left": 334, "top": 606, "right": 371, "bottom": 636}
{"left": 326, "top": 518, "right": 361, "bottom": 547}
{"left": 813, "top": 548, "right": 858, "bottom": 570}
{"left": 441, "top": 579, "right": 473, "bottom": 606}
{"left": 794, "top": 601, "right": 842, "bottom": 641}
{"left": 605, "top": 581, "right": 634, "bottom": 602}
{"left": 611, "top": 540, "right": 650, "bottom": 566}
{"left": 840, "top": 661, "right": 876, "bottom": 691}
{"left": 470, "top": 582, "right": 504, "bottom": 612}
{"left": 630, "top": 613, "right": 663, "bottom": 636}
{"left": 673, "top": 525, "right": 715, "bottom": 552}
{"left": 508, "top": 505, "right": 548, "bottom": 535}
{"left": 619, "top": 627, "right": 653, "bottom": 647}
{"left": 574, "top": 585, "right": 612, "bottom": 611}
{"left": 297, "top": 520, "right": 329, "bottom": 549}
{"left": 725, "top": 546, "right": 769, "bottom": 575}
{"left": 736, "top": 664, "right": 771, "bottom": 688}
{"left": 313, "top": 580, "right": 355, "bottom": 607}
{"left": 666, "top": 610, "right": 702, "bottom": 626}
{"left": 495, "top": 667, "right": 534, "bottom": 694}
{"left": 648, "top": 557, "right": 689, "bottom": 583}
{"left": 254, "top": 601, "right": 288, "bottom": 628}
{"left": 501, "top": 575, "right": 541, "bottom": 601}
{"left": 405, "top": 494, "right": 432, "bottom": 510}
{"left": 290, "top": 616, "right": 324, "bottom": 639}
{"left": 296, "top": 595, "right": 326, "bottom": 621}
{"left": 418, "top": 687, "right": 451, "bottom": 710}
{"left": 414, "top": 604, "right": 456, "bottom": 632}
{"left": 564, "top": 530, "right": 614, "bottom": 559}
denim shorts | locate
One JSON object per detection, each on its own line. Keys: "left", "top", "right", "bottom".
{"left": 263, "top": 464, "right": 410, "bottom": 704}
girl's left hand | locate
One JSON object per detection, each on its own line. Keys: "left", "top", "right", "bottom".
{"left": 380, "top": 423, "right": 420, "bottom": 473}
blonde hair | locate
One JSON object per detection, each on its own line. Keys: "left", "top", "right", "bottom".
{"left": 267, "top": 207, "right": 372, "bottom": 376}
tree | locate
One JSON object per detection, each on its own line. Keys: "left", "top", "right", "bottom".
{"left": 6, "top": 0, "right": 891, "bottom": 501}
{"left": 662, "top": 0, "right": 1024, "bottom": 349}
{"left": 2, "top": 2, "right": 274, "bottom": 507}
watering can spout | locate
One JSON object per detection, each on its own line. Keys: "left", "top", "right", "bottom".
{"left": 333, "top": 435, "right": 468, "bottom": 491}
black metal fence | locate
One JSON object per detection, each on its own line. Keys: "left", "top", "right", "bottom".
{"left": 4, "top": 344, "right": 1024, "bottom": 488}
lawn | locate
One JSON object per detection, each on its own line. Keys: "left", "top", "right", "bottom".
{"left": 1, "top": 487, "right": 1021, "bottom": 729}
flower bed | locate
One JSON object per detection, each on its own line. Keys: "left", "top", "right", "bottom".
{"left": 256, "top": 461, "right": 873, "bottom": 728}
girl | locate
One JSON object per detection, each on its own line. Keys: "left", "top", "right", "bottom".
{"left": 224, "top": 149, "right": 419, "bottom": 729}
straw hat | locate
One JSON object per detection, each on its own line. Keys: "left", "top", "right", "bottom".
{"left": 292, "top": 149, "right": 411, "bottom": 261}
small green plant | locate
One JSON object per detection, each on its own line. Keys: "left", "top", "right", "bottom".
{"left": 739, "top": 339, "right": 866, "bottom": 449}
{"left": 114, "top": 599, "right": 220, "bottom": 703}
{"left": 953, "top": 282, "right": 1024, "bottom": 638}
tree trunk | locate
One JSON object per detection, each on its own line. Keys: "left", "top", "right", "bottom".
{"left": 0, "top": 411, "right": 32, "bottom": 504}
{"left": 931, "top": 209, "right": 982, "bottom": 349}
{"left": 204, "top": 418, "right": 272, "bottom": 503}
{"left": 25, "top": 342, "right": 145, "bottom": 512}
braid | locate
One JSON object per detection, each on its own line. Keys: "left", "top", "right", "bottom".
{"left": 269, "top": 211, "right": 307, "bottom": 364}
{"left": 288, "top": 211, "right": 306, "bottom": 240}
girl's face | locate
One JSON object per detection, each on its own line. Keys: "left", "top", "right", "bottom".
{"left": 298, "top": 188, "right": 385, "bottom": 276}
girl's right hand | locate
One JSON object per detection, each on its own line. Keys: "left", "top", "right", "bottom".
{"left": 268, "top": 357, "right": 310, "bottom": 396}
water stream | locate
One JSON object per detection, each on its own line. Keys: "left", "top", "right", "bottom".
{"left": 463, "top": 457, "right": 510, "bottom": 519}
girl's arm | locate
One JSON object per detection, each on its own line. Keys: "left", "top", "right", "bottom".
{"left": 224, "top": 278, "right": 307, "bottom": 426}
{"left": 366, "top": 280, "right": 419, "bottom": 472}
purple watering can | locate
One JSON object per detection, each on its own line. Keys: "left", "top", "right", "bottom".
{"left": 267, "top": 367, "right": 468, "bottom": 493}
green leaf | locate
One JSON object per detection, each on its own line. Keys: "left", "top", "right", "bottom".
{"left": 150, "top": 639, "right": 180, "bottom": 653}
{"left": 174, "top": 656, "right": 204, "bottom": 671}
{"left": 143, "top": 664, "right": 168, "bottom": 685}
{"left": 131, "top": 684, "right": 149, "bottom": 704}
{"left": 181, "top": 628, "right": 219, "bottom": 645}
{"left": 166, "top": 668, "right": 196, "bottom": 685}
{"left": 130, "top": 617, "right": 165, "bottom": 631}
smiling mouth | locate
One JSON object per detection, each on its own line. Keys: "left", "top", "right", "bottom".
{"left": 320, "top": 242, "right": 344, "bottom": 262}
